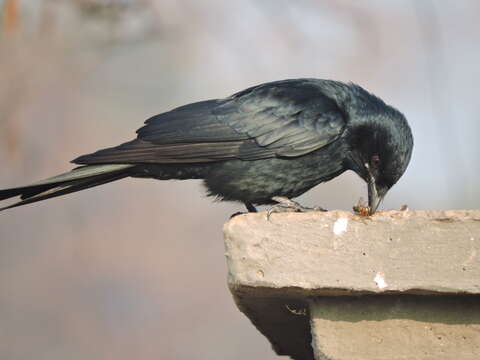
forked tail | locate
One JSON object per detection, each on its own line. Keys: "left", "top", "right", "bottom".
{"left": 0, "top": 164, "right": 134, "bottom": 211}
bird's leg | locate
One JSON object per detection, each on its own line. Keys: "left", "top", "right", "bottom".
{"left": 267, "top": 196, "right": 326, "bottom": 219}
{"left": 245, "top": 202, "right": 258, "bottom": 213}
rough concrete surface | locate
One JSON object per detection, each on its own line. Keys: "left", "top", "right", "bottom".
{"left": 310, "top": 296, "right": 480, "bottom": 360}
{"left": 224, "top": 210, "right": 480, "bottom": 359}
{"left": 224, "top": 210, "right": 480, "bottom": 295}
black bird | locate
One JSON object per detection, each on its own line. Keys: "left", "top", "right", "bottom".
{"left": 0, "top": 79, "right": 413, "bottom": 214}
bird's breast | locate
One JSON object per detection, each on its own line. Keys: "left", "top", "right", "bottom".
{"left": 204, "top": 145, "right": 347, "bottom": 204}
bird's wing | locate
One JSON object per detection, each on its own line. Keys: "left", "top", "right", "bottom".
{"left": 217, "top": 79, "right": 347, "bottom": 157}
{"left": 73, "top": 79, "right": 347, "bottom": 165}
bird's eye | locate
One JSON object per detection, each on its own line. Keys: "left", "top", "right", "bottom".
{"left": 370, "top": 154, "right": 381, "bottom": 169}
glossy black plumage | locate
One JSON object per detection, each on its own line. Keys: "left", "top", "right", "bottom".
{"left": 0, "top": 79, "right": 413, "bottom": 212}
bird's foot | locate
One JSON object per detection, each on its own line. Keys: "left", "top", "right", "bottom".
{"left": 267, "top": 196, "right": 326, "bottom": 219}
{"left": 230, "top": 211, "right": 245, "bottom": 219}
{"left": 230, "top": 202, "right": 258, "bottom": 219}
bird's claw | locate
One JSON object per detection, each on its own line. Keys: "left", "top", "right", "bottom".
{"left": 267, "top": 196, "right": 326, "bottom": 220}
{"left": 230, "top": 211, "right": 245, "bottom": 219}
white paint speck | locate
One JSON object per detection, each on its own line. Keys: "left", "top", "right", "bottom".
{"left": 333, "top": 218, "right": 348, "bottom": 235}
{"left": 374, "top": 272, "right": 388, "bottom": 289}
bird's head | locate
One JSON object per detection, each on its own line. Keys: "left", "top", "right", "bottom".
{"left": 346, "top": 110, "right": 413, "bottom": 214}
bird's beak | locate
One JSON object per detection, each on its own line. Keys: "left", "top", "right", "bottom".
{"left": 368, "top": 180, "right": 387, "bottom": 214}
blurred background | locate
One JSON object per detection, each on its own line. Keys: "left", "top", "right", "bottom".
{"left": 0, "top": 1, "right": 478, "bottom": 359}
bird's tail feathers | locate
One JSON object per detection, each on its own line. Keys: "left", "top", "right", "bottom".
{"left": 0, "top": 164, "right": 134, "bottom": 211}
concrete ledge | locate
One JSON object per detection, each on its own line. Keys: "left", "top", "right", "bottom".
{"left": 224, "top": 210, "right": 480, "bottom": 359}
{"left": 310, "top": 296, "right": 480, "bottom": 360}
{"left": 224, "top": 210, "right": 480, "bottom": 295}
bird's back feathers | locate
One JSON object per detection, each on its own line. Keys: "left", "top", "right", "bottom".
{"left": 74, "top": 79, "right": 347, "bottom": 165}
